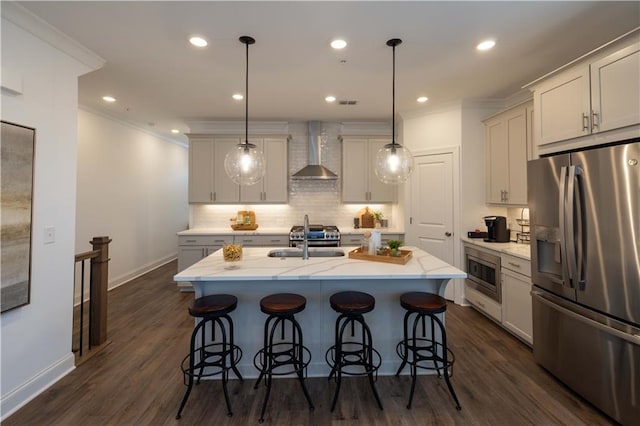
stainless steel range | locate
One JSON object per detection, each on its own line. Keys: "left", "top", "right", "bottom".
{"left": 289, "top": 225, "right": 340, "bottom": 247}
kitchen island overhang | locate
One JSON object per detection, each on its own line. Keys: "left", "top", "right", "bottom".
{"left": 174, "top": 246, "right": 466, "bottom": 378}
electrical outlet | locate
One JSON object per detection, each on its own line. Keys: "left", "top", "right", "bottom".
{"left": 44, "top": 226, "right": 55, "bottom": 244}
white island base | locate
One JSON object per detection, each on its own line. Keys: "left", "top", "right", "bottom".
{"left": 174, "top": 246, "right": 466, "bottom": 378}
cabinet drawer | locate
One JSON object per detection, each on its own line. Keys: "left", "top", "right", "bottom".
{"left": 465, "top": 285, "right": 502, "bottom": 322}
{"left": 501, "top": 254, "right": 531, "bottom": 277}
{"left": 178, "top": 235, "right": 230, "bottom": 246}
{"left": 234, "top": 235, "right": 288, "bottom": 247}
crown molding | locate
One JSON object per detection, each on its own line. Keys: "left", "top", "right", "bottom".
{"left": 2, "top": 2, "right": 105, "bottom": 71}
{"left": 339, "top": 121, "right": 391, "bottom": 136}
{"left": 79, "top": 105, "right": 188, "bottom": 148}
{"left": 186, "top": 120, "right": 289, "bottom": 135}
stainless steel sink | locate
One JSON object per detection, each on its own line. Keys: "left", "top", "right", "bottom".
{"left": 267, "top": 248, "right": 345, "bottom": 258}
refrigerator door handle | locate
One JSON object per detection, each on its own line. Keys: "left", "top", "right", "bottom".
{"left": 558, "top": 166, "right": 572, "bottom": 288}
{"left": 566, "top": 165, "right": 582, "bottom": 288}
{"left": 532, "top": 290, "right": 640, "bottom": 345}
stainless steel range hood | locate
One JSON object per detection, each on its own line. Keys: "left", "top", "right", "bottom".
{"left": 292, "top": 121, "right": 338, "bottom": 180}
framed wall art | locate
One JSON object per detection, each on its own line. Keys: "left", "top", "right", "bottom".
{"left": 1, "top": 120, "right": 36, "bottom": 313}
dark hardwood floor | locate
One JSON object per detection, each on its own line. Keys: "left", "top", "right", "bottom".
{"left": 5, "top": 260, "right": 614, "bottom": 425}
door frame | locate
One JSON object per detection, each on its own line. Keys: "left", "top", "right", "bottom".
{"left": 404, "top": 146, "right": 463, "bottom": 304}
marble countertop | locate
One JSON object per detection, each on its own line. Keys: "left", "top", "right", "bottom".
{"left": 174, "top": 246, "right": 466, "bottom": 282}
{"left": 177, "top": 228, "right": 406, "bottom": 236}
{"left": 462, "top": 238, "right": 531, "bottom": 261}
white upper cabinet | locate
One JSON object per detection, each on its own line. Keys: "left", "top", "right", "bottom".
{"left": 536, "top": 67, "right": 591, "bottom": 145}
{"left": 530, "top": 32, "right": 640, "bottom": 155}
{"left": 240, "top": 137, "right": 288, "bottom": 203}
{"left": 189, "top": 137, "right": 239, "bottom": 203}
{"left": 342, "top": 137, "right": 396, "bottom": 203}
{"left": 189, "top": 135, "right": 288, "bottom": 204}
{"left": 485, "top": 102, "right": 531, "bottom": 205}
{"left": 590, "top": 42, "right": 640, "bottom": 133}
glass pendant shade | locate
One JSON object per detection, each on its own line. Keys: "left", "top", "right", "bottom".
{"left": 375, "top": 142, "right": 414, "bottom": 184}
{"left": 224, "top": 142, "right": 265, "bottom": 186}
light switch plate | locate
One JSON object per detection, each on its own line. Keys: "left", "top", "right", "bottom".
{"left": 44, "top": 226, "right": 55, "bottom": 244}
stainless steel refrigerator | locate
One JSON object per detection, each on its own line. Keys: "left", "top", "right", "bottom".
{"left": 528, "top": 140, "right": 639, "bottom": 424}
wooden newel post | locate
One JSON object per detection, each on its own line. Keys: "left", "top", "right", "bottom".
{"left": 90, "top": 236, "right": 111, "bottom": 346}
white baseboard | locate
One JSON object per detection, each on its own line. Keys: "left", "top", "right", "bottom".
{"left": 1, "top": 353, "right": 75, "bottom": 421}
{"left": 108, "top": 254, "right": 177, "bottom": 291}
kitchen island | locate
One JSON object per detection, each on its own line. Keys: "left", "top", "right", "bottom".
{"left": 174, "top": 246, "right": 466, "bottom": 377}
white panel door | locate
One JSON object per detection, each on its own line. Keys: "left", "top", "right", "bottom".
{"left": 408, "top": 152, "right": 454, "bottom": 299}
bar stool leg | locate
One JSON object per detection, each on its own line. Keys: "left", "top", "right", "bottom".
{"left": 258, "top": 316, "right": 280, "bottom": 422}
{"left": 395, "top": 310, "right": 412, "bottom": 376}
{"left": 176, "top": 320, "right": 204, "bottom": 419}
{"left": 254, "top": 315, "right": 274, "bottom": 390}
{"left": 362, "top": 315, "right": 383, "bottom": 410}
{"left": 407, "top": 314, "right": 421, "bottom": 409}
{"left": 292, "top": 316, "right": 314, "bottom": 410}
{"left": 330, "top": 315, "right": 349, "bottom": 412}
{"left": 433, "top": 314, "right": 461, "bottom": 410}
{"left": 224, "top": 314, "right": 243, "bottom": 381}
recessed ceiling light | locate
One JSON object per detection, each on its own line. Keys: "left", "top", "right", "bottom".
{"left": 325, "top": 95, "right": 336, "bottom": 103}
{"left": 477, "top": 39, "right": 496, "bottom": 51}
{"left": 171, "top": 129, "right": 180, "bottom": 134}
{"left": 102, "top": 96, "right": 116, "bottom": 102}
{"left": 189, "top": 36, "right": 208, "bottom": 47}
{"left": 417, "top": 96, "right": 428, "bottom": 103}
{"left": 330, "top": 39, "right": 347, "bottom": 49}
{"left": 232, "top": 93, "right": 244, "bottom": 100}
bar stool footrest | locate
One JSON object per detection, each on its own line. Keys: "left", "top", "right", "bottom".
{"left": 325, "top": 342, "right": 382, "bottom": 377}
{"left": 396, "top": 338, "right": 456, "bottom": 376}
{"left": 253, "top": 343, "right": 312, "bottom": 377}
{"left": 180, "top": 343, "right": 243, "bottom": 385}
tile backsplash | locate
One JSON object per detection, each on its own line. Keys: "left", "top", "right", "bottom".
{"left": 190, "top": 121, "right": 398, "bottom": 231}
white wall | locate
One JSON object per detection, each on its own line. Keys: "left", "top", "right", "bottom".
{"left": 76, "top": 109, "right": 188, "bottom": 293}
{"left": 0, "top": 5, "right": 101, "bottom": 418}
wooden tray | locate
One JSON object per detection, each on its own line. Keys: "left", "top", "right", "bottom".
{"left": 231, "top": 223, "right": 259, "bottom": 231}
{"left": 348, "top": 247, "right": 412, "bottom": 265}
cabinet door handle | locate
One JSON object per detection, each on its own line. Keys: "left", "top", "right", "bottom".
{"left": 582, "top": 113, "right": 590, "bottom": 132}
{"left": 185, "top": 239, "right": 197, "bottom": 243}
{"left": 508, "top": 262, "right": 521, "bottom": 268}
{"left": 445, "top": 232, "right": 452, "bottom": 237}
{"left": 591, "top": 110, "right": 599, "bottom": 130}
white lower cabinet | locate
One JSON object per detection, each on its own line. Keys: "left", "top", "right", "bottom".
{"left": 501, "top": 254, "right": 533, "bottom": 346}
{"left": 465, "top": 284, "right": 502, "bottom": 323}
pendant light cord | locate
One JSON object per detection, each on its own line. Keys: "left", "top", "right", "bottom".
{"left": 245, "top": 39, "right": 249, "bottom": 147}
{"left": 392, "top": 42, "right": 395, "bottom": 147}
{"left": 386, "top": 38, "right": 401, "bottom": 150}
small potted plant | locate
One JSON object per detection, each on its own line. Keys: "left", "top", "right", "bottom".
{"left": 373, "top": 211, "right": 384, "bottom": 228}
{"left": 387, "top": 240, "right": 403, "bottom": 257}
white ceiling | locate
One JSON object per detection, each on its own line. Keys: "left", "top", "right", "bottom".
{"left": 16, "top": 1, "right": 640, "bottom": 143}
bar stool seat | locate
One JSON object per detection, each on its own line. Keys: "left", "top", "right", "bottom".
{"left": 176, "top": 294, "right": 243, "bottom": 419}
{"left": 326, "top": 291, "right": 382, "bottom": 412}
{"left": 253, "top": 293, "right": 313, "bottom": 423}
{"left": 396, "top": 291, "right": 461, "bottom": 410}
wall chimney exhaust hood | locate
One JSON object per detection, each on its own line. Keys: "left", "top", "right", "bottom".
{"left": 291, "top": 121, "right": 338, "bottom": 180}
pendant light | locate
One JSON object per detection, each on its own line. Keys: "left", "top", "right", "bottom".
{"left": 224, "top": 35, "right": 265, "bottom": 186}
{"left": 374, "top": 38, "right": 414, "bottom": 185}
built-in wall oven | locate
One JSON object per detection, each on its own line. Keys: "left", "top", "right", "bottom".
{"left": 464, "top": 245, "right": 502, "bottom": 303}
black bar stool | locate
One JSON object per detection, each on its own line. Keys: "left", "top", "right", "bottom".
{"left": 325, "top": 291, "right": 383, "bottom": 412}
{"left": 176, "top": 294, "right": 243, "bottom": 419}
{"left": 253, "top": 293, "right": 314, "bottom": 423}
{"left": 395, "top": 291, "right": 461, "bottom": 410}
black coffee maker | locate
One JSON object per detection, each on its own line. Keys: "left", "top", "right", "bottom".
{"left": 483, "top": 216, "right": 510, "bottom": 242}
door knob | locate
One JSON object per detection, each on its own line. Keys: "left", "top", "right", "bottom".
{"left": 445, "top": 232, "right": 452, "bottom": 237}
